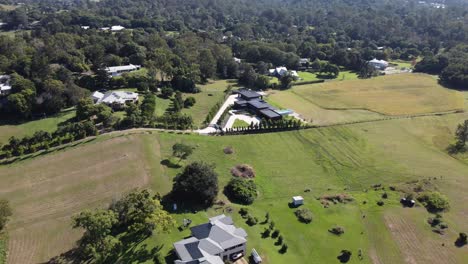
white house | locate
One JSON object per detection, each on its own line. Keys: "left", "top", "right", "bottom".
{"left": 93, "top": 91, "right": 139, "bottom": 107}
{"left": 368, "top": 59, "right": 389, "bottom": 70}
{"left": 269, "top": 67, "right": 288, "bottom": 77}
{"left": 111, "top": 25, "right": 125, "bottom": 31}
{"left": 0, "top": 75, "right": 12, "bottom": 96}
{"left": 233, "top": 57, "right": 242, "bottom": 63}
{"left": 105, "top": 64, "right": 141, "bottom": 77}
{"left": 299, "top": 58, "right": 310, "bottom": 65}
{"left": 174, "top": 214, "right": 248, "bottom": 264}
{"left": 100, "top": 25, "right": 125, "bottom": 32}
{"left": 292, "top": 196, "right": 304, "bottom": 206}
{"left": 81, "top": 26, "right": 90, "bottom": 30}
{"left": 91, "top": 91, "right": 104, "bottom": 102}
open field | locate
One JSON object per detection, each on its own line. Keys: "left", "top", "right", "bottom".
{"left": 267, "top": 90, "right": 384, "bottom": 125}
{"left": 0, "top": 133, "right": 167, "bottom": 263}
{"left": 269, "top": 74, "right": 464, "bottom": 120}
{"left": 0, "top": 109, "right": 75, "bottom": 145}
{"left": 1, "top": 111, "right": 468, "bottom": 263}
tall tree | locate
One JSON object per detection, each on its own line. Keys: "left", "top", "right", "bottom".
{"left": 198, "top": 49, "right": 216, "bottom": 82}
{"left": 172, "top": 162, "right": 219, "bottom": 206}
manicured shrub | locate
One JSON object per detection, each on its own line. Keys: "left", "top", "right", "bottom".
{"left": 224, "top": 178, "right": 257, "bottom": 205}
{"left": 277, "top": 235, "right": 284, "bottom": 245}
{"left": 223, "top": 146, "right": 234, "bottom": 154}
{"left": 184, "top": 97, "right": 196, "bottom": 108}
{"left": 279, "top": 243, "right": 288, "bottom": 254}
{"left": 455, "top": 232, "right": 467, "bottom": 247}
{"left": 337, "top": 250, "right": 352, "bottom": 263}
{"left": 328, "top": 226, "right": 345, "bottom": 235}
{"left": 246, "top": 215, "right": 258, "bottom": 226}
{"left": 417, "top": 192, "right": 450, "bottom": 212}
{"left": 295, "top": 208, "right": 313, "bottom": 223}
{"left": 382, "top": 192, "right": 388, "bottom": 199}
{"left": 377, "top": 200, "right": 384, "bottom": 206}
{"left": 271, "top": 229, "right": 280, "bottom": 238}
{"left": 239, "top": 208, "right": 249, "bottom": 218}
{"left": 269, "top": 221, "right": 275, "bottom": 230}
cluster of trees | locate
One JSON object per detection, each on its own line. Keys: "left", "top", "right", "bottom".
{"left": 1, "top": 121, "right": 97, "bottom": 158}
{"left": 0, "top": 0, "right": 466, "bottom": 121}
{"left": 0, "top": 73, "right": 88, "bottom": 119}
{"left": 70, "top": 190, "right": 174, "bottom": 262}
{"left": 415, "top": 44, "right": 468, "bottom": 88}
{"left": 97, "top": 94, "right": 193, "bottom": 130}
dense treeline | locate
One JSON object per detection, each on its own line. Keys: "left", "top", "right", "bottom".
{"left": 0, "top": 0, "right": 466, "bottom": 121}
{"left": 415, "top": 45, "right": 468, "bottom": 88}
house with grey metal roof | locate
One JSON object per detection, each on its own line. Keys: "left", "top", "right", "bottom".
{"left": 174, "top": 214, "right": 248, "bottom": 264}
{"left": 233, "top": 89, "right": 282, "bottom": 120}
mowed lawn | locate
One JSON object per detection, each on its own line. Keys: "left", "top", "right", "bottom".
{"left": 0, "top": 109, "right": 75, "bottom": 145}
{"left": 181, "top": 79, "right": 234, "bottom": 128}
{"left": 1, "top": 113, "right": 468, "bottom": 263}
{"left": 275, "top": 73, "right": 464, "bottom": 117}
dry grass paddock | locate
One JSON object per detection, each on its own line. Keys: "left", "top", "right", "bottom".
{"left": 269, "top": 74, "right": 464, "bottom": 123}
{"left": 0, "top": 134, "right": 164, "bottom": 264}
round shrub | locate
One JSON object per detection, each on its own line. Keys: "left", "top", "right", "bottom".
{"left": 328, "top": 226, "right": 345, "bottom": 235}
{"left": 295, "top": 208, "right": 313, "bottom": 223}
{"left": 377, "top": 200, "right": 384, "bottom": 206}
{"left": 225, "top": 178, "right": 258, "bottom": 205}
{"left": 246, "top": 215, "right": 258, "bottom": 226}
{"left": 184, "top": 97, "right": 196, "bottom": 108}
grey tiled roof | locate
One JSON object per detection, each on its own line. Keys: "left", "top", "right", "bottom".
{"left": 174, "top": 215, "right": 247, "bottom": 264}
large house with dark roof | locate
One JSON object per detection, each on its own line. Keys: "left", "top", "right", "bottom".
{"left": 173, "top": 215, "right": 248, "bottom": 264}
{"left": 234, "top": 89, "right": 282, "bottom": 120}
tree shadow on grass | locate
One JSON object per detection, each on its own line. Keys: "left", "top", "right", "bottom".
{"left": 164, "top": 249, "right": 178, "bottom": 264}
{"left": 0, "top": 108, "right": 76, "bottom": 126}
{"left": 119, "top": 242, "right": 164, "bottom": 264}
{"left": 454, "top": 239, "right": 467, "bottom": 248}
{"left": 160, "top": 158, "right": 182, "bottom": 169}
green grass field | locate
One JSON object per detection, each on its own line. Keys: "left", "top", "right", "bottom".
{"left": 2, "top": 110, "right": 468, "bottom": 263}
{"left": 0, "top": 109, "right": 75, "bottom": 145}
{"left": 232, "top": 119, "right": 250, "bottom": 127}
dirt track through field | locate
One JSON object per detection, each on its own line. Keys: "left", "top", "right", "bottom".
{"left": 0, "top": 135, "right": 156, "bottom": 264}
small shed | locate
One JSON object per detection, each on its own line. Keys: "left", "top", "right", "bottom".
{"left": 292, "top": 196, "right": 304, "bottom": 206}
{"left": 251, "top": 248, "right": 262, "bottom": 263}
